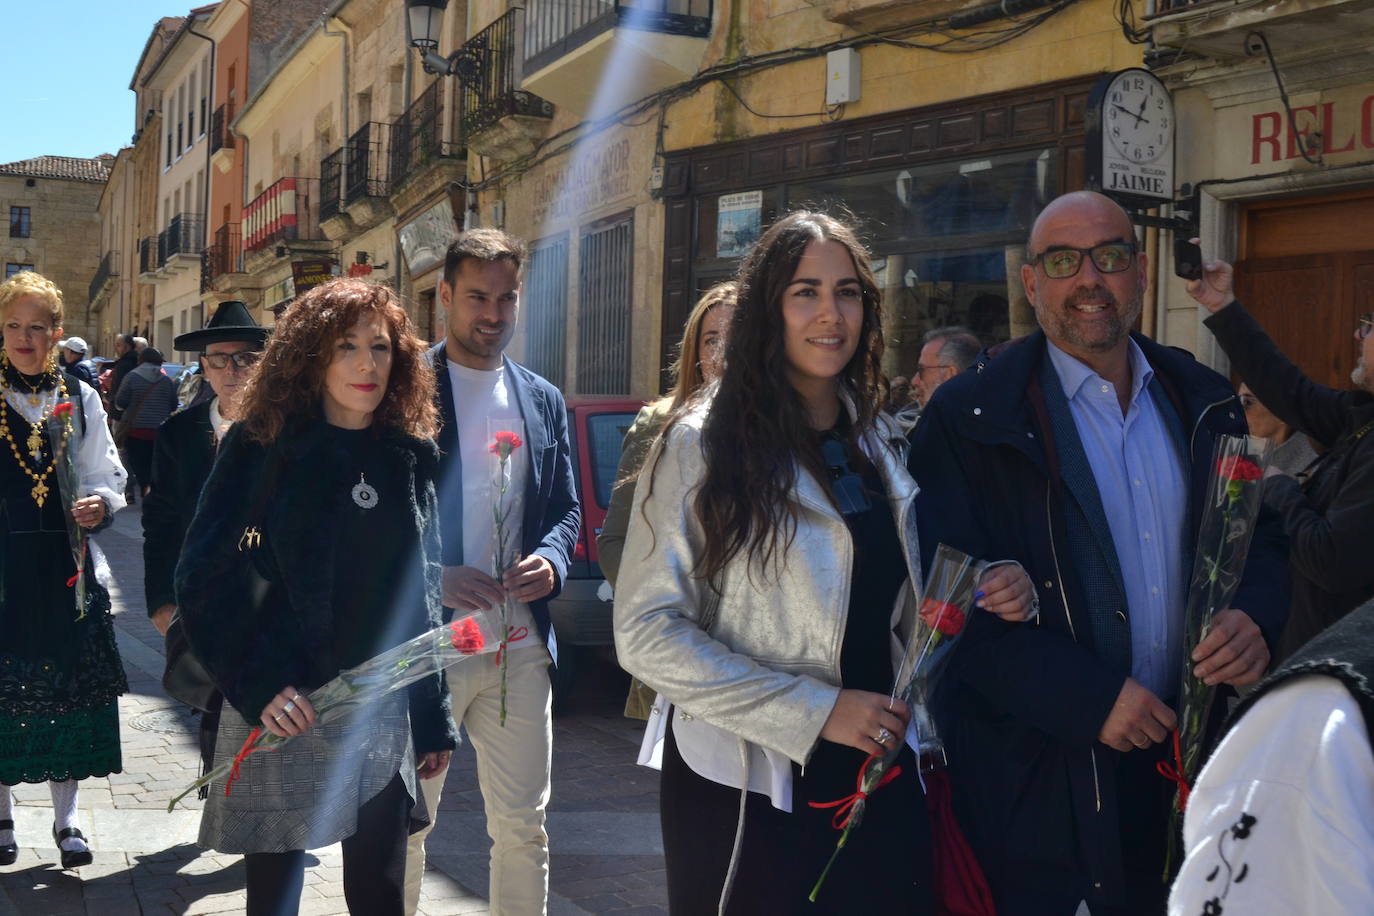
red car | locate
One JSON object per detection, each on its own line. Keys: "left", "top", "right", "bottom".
{"left": 549, "top": 395, "right": 645, "bottom": 705}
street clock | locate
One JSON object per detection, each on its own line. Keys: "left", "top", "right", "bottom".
{"left": 1086, "top": 68, "right": 1176, "bottom": 208}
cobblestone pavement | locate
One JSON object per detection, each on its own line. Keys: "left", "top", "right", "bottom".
{"left": 0, "top": 505, "right": 667, "bottom": 915}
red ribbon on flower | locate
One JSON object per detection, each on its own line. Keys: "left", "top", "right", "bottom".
{"left": 1155, "top": 727, "right": 1191, "bottom": 812}
{"left": 225, "top": 727, "right": 273, "bottom": 796}
{"left": 66, "top": 567, "right": 82, "bottom": 588}
{"left": 494, "top": 625, "right": 529, "bottom": 666}
{"left": 449, "top": 617, "right": 486, "bottom": 654}
{"left": 1216, "top": 456, "right": 1263, "bottom": 482}
{"left": 808, "top": 752, "right": 905, "bottom": 830}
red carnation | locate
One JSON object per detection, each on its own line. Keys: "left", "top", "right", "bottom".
{"left": 450, "top": 617, "right": 485, "bottom": 654}
{"left": 919, "top": 598, "right": 966, "bottom": 637}
{"left": 1217, "top": 456, "right": 1262, "bottom": 482}
{"left": 52, "top": 402, "right": 74, "bottom": 419}
{"left": 488, "top": 431, "right": 523, "bottom": 458}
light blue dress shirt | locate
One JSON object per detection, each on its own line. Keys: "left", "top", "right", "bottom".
{"left": 1046, "top": 339, "right": 1188, "bottom": 698}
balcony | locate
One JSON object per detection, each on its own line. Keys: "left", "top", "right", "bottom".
{"left": 320, "top": 146, "right": 347, "bottom": 236}
{"left": 522, "top": 0, "right": 711, "bottom": 116}
{"left": 201, "top": 223, "right": 252, "bottom": 294}
{"left": 88, "top": 250, "right": 120, "bottom": 306}
{"left": 156, "top": 213, "right": 206, "bottom": 278}
{"left": 242, "top": 177, "right": 329, "bottom": 275}
{"left": 460, "top": 10, "right": 554, "bottom": 161}
{"left": 388, "top": 82, "right": 466, "bottom": 215}
{"left": 343, "top": 121, "right": 393, "bottom": 230}
{"left": 210, "top": 102, "right": 236, "bottom": 173}
{"left": 138, "top": 236, "right": 159, "bottom": 283}
{"left": 1149, "top": 0, "right": 1374, "bottom": 62}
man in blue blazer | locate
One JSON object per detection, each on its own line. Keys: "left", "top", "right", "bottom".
{"left": 909, "top": 192, "right": 1289, "bottom": 915}
{"left": 405, "top": 229, "right": 580, "bottom": 916}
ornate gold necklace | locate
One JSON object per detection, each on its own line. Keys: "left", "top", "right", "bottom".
{"left": 0, "top": 363, "right": 68, "bottom": 507}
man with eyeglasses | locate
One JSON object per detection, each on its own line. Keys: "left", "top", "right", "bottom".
{"left": 908, "top": 191, "right": 1289, "bottom": 915}
{"left": 1188, "top": 255, "right": 1374, "bottom": 663}
{"left": 912, "top": 326, "right": 981, "bottom": 409}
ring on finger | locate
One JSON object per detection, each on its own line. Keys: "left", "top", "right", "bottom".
{"left": 283, "top": 700, "right": 296, "bottom": 714}
{"left": 272, "top": 713, "right": 284, "bottom": 721}
{"left": 875, "top": 727, "right": 894, "bottom": 745}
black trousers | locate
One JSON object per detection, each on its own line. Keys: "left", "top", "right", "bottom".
{"left": 660, "top": 721, "right": 933, "bottom": 916}
{"left": 244, "top": 772, "right": 410, "bottom": 916}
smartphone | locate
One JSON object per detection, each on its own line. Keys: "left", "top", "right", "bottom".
{"left": 1174, "top": 236, "right": 1203, "bottom": 281}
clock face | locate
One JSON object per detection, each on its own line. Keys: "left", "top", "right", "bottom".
{"left": 1105, "top": 72, "right": 1173, "bottom": 165}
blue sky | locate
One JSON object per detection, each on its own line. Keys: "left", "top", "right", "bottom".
{"left": 0, "top": 2, "right": 193, "bottom": 164}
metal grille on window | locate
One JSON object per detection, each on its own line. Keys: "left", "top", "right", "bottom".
{"left": 576, "top": 217, "right": 633, "bottom": 395}
{"left": 523, "top": 236, "right": 569, "bottom": 389}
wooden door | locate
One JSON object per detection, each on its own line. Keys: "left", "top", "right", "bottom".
{"left": 1235, "top": 189, "right": 1374, "bottom": 390}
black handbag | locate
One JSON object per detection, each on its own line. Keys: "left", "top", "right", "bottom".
{"left": 161, "top": 443, "right": 284, "bottom": 712}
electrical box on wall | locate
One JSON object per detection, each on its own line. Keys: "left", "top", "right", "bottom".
{"left": 826, "top": 48, "right": 861, "bottom": 106}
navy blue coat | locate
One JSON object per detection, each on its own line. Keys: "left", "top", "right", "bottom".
{"left": 429, "top": 343, "right": 580, "bottom": 654}
{"left": 908, "top": 330, "right": 1290, "bottom": 904}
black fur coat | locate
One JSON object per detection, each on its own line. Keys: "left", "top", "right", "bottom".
{"left": 173, "top": 418, "right": 457, "bottom": 754}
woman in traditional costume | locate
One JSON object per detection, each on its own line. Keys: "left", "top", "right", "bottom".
{"left": 0, "top": 271, "right": 128, "bottom": 869}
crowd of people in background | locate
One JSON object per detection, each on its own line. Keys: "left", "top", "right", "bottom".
{"left": 0, "top": 186, "right": 1370, "bottom": 916}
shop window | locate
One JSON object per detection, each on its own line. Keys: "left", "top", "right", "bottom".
{"left": 8, "top": 207, "right": 30, "bottom": 238}
{"left": 576, "top": 214, "right": 633, "bottom": 394}
{"left": 524, "top": 234, "right": 569, "bottom": 388}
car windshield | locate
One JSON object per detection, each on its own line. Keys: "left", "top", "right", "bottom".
{"left": 586, "top": 412, "right": 637, "bottom": 509}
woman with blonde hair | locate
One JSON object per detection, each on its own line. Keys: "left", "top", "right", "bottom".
{"left": 0, "top": 271, "right": 128, "bottom": 869}
{"left": 175, "top": 278, "right": 455, "bottom": 914}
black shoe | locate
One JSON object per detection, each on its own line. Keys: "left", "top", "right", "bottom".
{"left": 52, "top": 825, "right": 92, "bottom": 869}
{"left": 0, "top": 819, "right": 15, "bottom": 866}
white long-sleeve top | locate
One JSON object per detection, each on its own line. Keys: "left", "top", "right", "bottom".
{"left": 1168, "top": 675, "right": 1374, "bottom": 915}
{"left": 3, "top": 378, "right": 128, "bottom": 512}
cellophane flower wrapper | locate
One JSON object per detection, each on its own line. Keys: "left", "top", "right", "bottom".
{"left": 46, "top": 398, "right": 85, "bottom": 619}
{"left": 808, "top": 543, "right": 984, "bottom": 902}
{"left": 167, "top": 613, "right": 499, "bottom": 811}
{"left": 1161, "top": 434, "right": 1271, "bottom": 875}
{"left": 488, "top": 418, "right": 527, "bottom": 726}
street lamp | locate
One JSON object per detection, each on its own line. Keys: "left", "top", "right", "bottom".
{"left": 406, "top": 0, "right": 482, "bottom": 80}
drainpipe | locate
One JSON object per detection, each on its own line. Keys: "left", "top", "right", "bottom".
{"left": 324, "top": 16, "right": 352, "bottom": 159}
{"left": 398, "top": 9, "right": 414, "bottom": 298}
{"left": 187, "top": 19, "right": 216, "bottom": 264}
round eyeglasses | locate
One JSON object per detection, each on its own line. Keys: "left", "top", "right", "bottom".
{"left": 203, "top": 350, "right": 263, "bottom": 370}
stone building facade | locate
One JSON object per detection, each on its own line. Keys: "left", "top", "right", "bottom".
{"left": 0, "top": 156, "right": 111, "bottom": 343}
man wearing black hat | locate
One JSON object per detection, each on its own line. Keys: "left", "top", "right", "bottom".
{"left": 144, "top": 300, "right": 268, "bottom": 635}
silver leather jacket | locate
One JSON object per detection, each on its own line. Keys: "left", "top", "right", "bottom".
{"left": 613, "top": 402, "right": 924, "bottom": 767}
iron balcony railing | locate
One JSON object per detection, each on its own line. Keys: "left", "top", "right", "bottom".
{"left": 461, "top": 9, "right": 551, "bottom": 138}
{"left": 320, "top": 147, "right": 346, "bottom": 222}
{"left": 210, "top": 102, "right": 235, "bottom": 155}
{"left": 243, "top": 177, "right": 324, "bottom": 254}
{"left": 524, "top": 0, "right": 712, "bottom": 75}
{"left": 389, "top": 82, "right": 460, "bottom": 188}
{"left": 201, "top": 222, "right": 242, "bottom": 293}
{"left": 345, "top": 121, "right": 391, "bottom": 203}
{"left": 158, "top": 213, "right": 206, "bottom": 265}
{"left": 139, "top": 236, "right": 158, "bottom": 275}
{"left": 88, "top": 249, "right": 120, "bottom": 303}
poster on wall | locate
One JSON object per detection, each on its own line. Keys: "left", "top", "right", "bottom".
{"left": 717, "top": 190, "right": 763, "bottom": 258}
{"left": 399, "top": 198, "right": 461, "bottom": 275}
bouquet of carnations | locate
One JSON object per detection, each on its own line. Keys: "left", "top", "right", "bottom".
{"left": 1159, "top": 434, "right": 1271, "bottom": 870}
{"left": 46, "top": 398, "right": 86, "bottom": 620}
{"left": 808, "top": 543, "right": 984, "bottom": 901}
{"left": 167, "top": 613, "right": 498, "bottom": 811}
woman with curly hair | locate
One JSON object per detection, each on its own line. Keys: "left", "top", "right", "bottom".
{"left": 174, "top": 278, "right": 455, "bottom": 915}
{"left": 0, "top": 271, "right": 127, "bottom": 870}
{"left": 614, "top": 212, "right": 1035, "bottom": 913}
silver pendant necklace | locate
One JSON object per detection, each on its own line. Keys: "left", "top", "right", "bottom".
{"left": 351, "top": 473, "right": 378, "bottom": 510}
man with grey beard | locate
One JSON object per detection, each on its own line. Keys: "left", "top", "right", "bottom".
{"left": 1189, "top": 255, "right": 1374, "bottom": 661}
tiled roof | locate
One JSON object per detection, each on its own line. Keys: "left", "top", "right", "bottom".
{"left": 0, "top": 155, "right": 112, "bottom": 183}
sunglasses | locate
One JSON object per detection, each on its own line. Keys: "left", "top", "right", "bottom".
{"left": 1359, "top": 313, "right": 1373, "bottom": 341}
{"left": 203, "top": 351, "right": 263, "bottom": 370}
{"left": 1032, "top": 242, "right": 1137, "bottom": 280}
{"left": 820, "top": 436, "right": 872, "bottom": 517}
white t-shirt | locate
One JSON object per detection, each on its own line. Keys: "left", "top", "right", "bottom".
{"left": 1168, "top": 675, "right": 1374, "bottom": 915}
{"left": 446, "top": 359, "right": 537, "bottom": 644}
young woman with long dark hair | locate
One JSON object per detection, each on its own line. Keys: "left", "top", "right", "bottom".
{"left": 614, "top": 212, "right": 1035, "bottom": 913}
{"left": 175, "top": 279, "right": 455, "bottom": 915}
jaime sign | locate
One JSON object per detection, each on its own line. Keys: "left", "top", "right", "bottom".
{"left": 1086, "top": 69, "right": 1176, "bottom": 208}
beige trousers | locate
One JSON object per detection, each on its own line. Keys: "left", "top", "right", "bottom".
{"left": 404, "top": 644, "right": 552, "bottom": 916}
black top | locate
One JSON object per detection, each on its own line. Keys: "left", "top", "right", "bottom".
{"left": 322, "top": 424, "right": 424, "bottom": 676}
